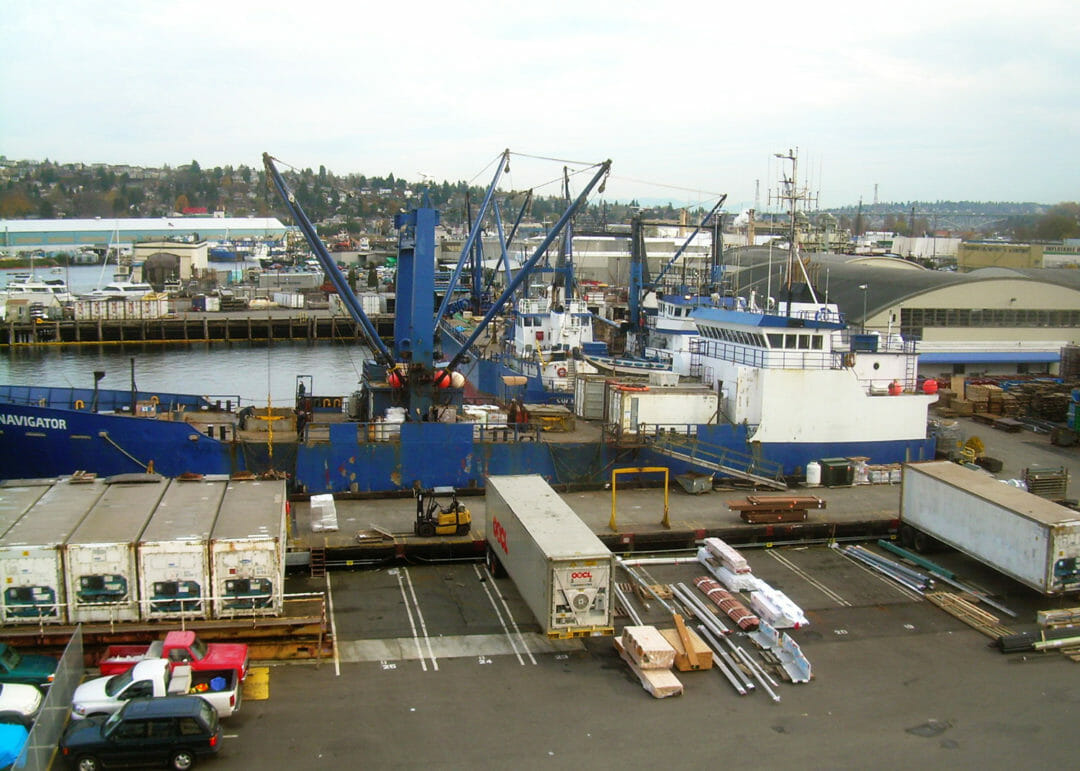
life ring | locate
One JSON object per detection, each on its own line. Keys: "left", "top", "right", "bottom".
{"left": 74, "top": 399, "right": 85, "bottom": 410}
{"left": 149, "top": 395, "right": 160, "bottom": 406}
{"left": 557, "top": 367, "right": 568, "bottom": 378}
{"left": 844, "top": 352, "right": 856, "bottom": 368}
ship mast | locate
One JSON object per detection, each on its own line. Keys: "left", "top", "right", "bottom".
{"left": 772, "top": 148, "right": 819, "bottom": 312}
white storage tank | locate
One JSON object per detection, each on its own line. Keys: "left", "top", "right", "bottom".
{"left": 64, "top": 475, "right": 169, "bottom": 624}
{"left": 137, "top": 476, "right": 228, "bottom": 621}
{"left": 210, "top": 479, "right": 287, "bottom": 618}
{"left": 806, "top": 461, "right": 822, "bottom": 487}
{"left": 0, "top": 478, "right": 106, "bottom": 624}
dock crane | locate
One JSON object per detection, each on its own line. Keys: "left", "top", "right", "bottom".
{"left": 263, "top": 152, "right": 611, "bottom": 421}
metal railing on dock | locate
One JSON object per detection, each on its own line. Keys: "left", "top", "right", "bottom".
{"left": 2, "top": 312, "right": 394, "bottom": 347}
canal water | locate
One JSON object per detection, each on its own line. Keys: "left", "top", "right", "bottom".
{"left": 1, "top": 265, "right": 374, "bottom": 405}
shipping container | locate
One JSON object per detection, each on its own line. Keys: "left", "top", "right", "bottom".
{"left": 485, "top": 475, "right": 614, "bottom": 638}
{"left": 209, "top": 479, "right": 287, "bottom": 618}
{"left": 0, "top": 478, "right": 106, "bottom": 624}
{"left": 606, "top": 384, "right": 718, "bottom": 437}
{"left": 0, "top": 481, "right": 51, "bottom": 539}
{"left": 272, "top": 292, "right": 305, "bottom": 309}
{"left": 573, "top": 375, "right": 608, "bottom": 420}
{"left": 900, "top": 461, "right": 1080, "bottom": 595}
{"left": 137, "top": 476, "right": 228, "bottom": 621}
{"left": 64, "top": 476, "right": 169, "bottom": 623}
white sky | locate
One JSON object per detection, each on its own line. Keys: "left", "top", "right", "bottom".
{"left": 2, "top": 0, "right": 1077, "bottom": 210}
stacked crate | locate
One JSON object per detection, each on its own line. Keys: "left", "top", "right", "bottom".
{"left": 966, "top": 383, "right": 991, "bottom": 414}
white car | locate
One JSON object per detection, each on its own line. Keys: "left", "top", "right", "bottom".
{"left": 0, "top": 682, "right": 43, "bottom": 727}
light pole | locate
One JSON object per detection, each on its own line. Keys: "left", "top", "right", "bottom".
{"left": 858, "top": 284, "right": 868, "bottom": 333}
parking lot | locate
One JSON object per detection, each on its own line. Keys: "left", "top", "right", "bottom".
{"left": 203, "top": 541, "right": 1080, "bottom": 769}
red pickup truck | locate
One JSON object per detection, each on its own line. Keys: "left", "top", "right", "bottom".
{"left": 98, "top": 631, "right": 248, "bottom": 680}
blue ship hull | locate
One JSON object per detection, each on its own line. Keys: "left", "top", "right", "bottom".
{"left": 0, "top": 385, "right": 935, "bottom": 492}
{"left": 0, "top": 398, "right": 239, "bottom": 479}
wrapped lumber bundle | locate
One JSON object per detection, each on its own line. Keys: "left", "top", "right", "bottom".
{"left": 703, "top": 537, "right": 750, "bottom": 574}
{"left": 693, "top": 576, "right": 760, "bottom": 631}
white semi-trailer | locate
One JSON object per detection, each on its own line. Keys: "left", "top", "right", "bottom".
{"left": 900, "top": 461, "right": 1080, "bottom": 595}
{"left": 485, "top": 475, "right": 614, "bottom": 638}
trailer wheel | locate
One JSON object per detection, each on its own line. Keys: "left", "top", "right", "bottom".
{"left": 899, "top": 524, "right": 915, "bottom": 549}
{"left": 913, "top": 530, "right": 931, "bottom": 553}
{"left": 486, "top": 546, "right": 506, "bottom": 578}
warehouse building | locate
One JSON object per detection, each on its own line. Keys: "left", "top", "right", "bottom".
{"left": 0, "top": 217, "right": 289, "bottom": 254}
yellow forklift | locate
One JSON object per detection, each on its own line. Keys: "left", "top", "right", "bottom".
{"left": 414, "top": 486, "right": 472, "bottom": 537}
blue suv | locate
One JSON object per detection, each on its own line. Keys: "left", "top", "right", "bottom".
{"left": 59, "top": 695, "right": 221, "bottom": 770}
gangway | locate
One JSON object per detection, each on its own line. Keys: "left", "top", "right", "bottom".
{"left": 646, "top": 433, "right": 788, "bottom": 490}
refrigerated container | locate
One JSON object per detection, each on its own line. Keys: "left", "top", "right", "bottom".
{"left": 606, "top": 384, "right": 717, "bottom": 437}
{"left": 137, "top": 476, "right": 228, "bottom": 620}
{"left": 209, "top": 479, "right": 287, "bottom": 617}
{"left": 0, "top": 478, "right": 106, "bottom": 624}
{"left": 485, "top": 474, "right": 614, "bottom": 638}
{"left": 900, "top": 461, "right": 1080, "bottom": 595}
{"left": 63, "top": 476, "right": 169, "bottom": 623}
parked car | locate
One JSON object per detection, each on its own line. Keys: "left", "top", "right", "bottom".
{"left": 0, "top": 643, "right": 57, "bottom": 689}
{"left": 58, "top": 695, "right": 222, "bottom": 771}
{"left": 0, "top": 722, "right": 29, "bottom": 770}
{"left": 0, "top": 682, "right": 43, "bottom": 727}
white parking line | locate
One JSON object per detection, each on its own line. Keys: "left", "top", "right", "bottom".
{"left": 326, "top": 572, "right": 341, "bottom": 676}
{"left": 472, "top": 563, "right": 525, "bottom": 665}
{"left": 392, "top": 568, "right": 427, "bottom": 671}
{"left": 402, "top": 567, "right": 439, "bottom": 671}
{"left": 768, "top": 550, "right": 852, "bottom": 606}
{"left": 478, "top": 563, "right": 537, "bottom": 665}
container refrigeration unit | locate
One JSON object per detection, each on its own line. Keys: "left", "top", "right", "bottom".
{"left": 64, "top": 475, "right": 169, "bottom": 624}
{"left": 209, "top": 479, "right": 287, "bottom": 618}
{"left": 137, "top": 476, "right": 228, "bottom": 621}
{"left": 0, "top": 478, "right": 106, "bottom": 624}
{"left": 485, "top": 474, "right": 614, "bottom": 639}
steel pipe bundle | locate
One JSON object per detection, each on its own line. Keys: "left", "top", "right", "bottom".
{"left": 838, "top": 544, "right": 932, "bottom": 593}
{"left": 693, "top": 576, "right": 760, "bottom": 631}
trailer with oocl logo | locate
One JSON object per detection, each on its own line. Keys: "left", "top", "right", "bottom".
{"left": 485, "top": 474, "right": 614, "bottom": 639}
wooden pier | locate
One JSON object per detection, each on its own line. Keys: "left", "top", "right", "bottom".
{"left": 2, "top": 311, "right": 394, "bottom": 347}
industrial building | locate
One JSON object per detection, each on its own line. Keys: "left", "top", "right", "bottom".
{"left": 0, "top": 217, "right": 288, "bottom": 254}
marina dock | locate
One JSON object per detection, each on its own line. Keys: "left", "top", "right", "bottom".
{"left": 2, "top": 309, "right": 386, "bottom": 346}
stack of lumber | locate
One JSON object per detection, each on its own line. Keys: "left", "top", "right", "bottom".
{"left": 966, "top": 383, "right": 992, "bottom": 414}
{"left": 658, "top": 615, "right": 712, "bottom": 672}
{"left": 614, "top": 626, "right": 683, "bottom": 698}
{"left": 725, "top": 496, "right": 824, "bottom": 523}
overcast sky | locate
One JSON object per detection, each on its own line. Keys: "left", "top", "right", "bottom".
{"left": 2, "top": 0, "right": 1077, "bottom": 211}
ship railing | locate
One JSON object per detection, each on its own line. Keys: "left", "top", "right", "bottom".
{"left": 302, "top": 420, "right": 544, "bottom": 444}
{"left": 643, "top": 427, "right": 787, "bottom": 488}
{"left": 2, "top": 592, "right": 328, "bottom": 631}
{"left": 690, "top": 339, "right": 839, "bottom": 370}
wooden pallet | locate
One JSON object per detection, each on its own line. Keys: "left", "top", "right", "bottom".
{"left": 925, "top": 592, "right": 1014, "bottom": 638}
